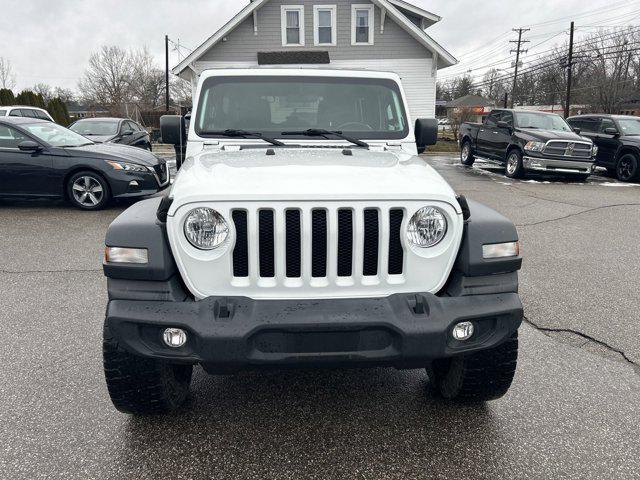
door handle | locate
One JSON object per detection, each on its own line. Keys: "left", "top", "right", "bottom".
{"left": 493, "top": 131, "right": 499, "bottom": 134}
{"left": 479, "top": 129, "right": 485, "bottom": 132}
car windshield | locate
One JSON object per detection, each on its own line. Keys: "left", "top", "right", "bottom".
{"left": 515, "top": 112, "right": 572, "bottom": 132}
{"left": 70, "top": 120, "right": 119, "bottom": 136}
{"left": 22, "top": 122, "right": 93, "bottom": 147}
{"left": 194, "top": 76, "right": 409, "bottom": 141}
{"left": 615, "top": 118, "right": 640, "bottom": 135}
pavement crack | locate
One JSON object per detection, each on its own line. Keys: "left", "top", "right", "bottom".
{"left": 516, "top": 203, "right": 640, "bottom": 227}
{"left": 523, "top": 315, "right": 639, "bottom": 373}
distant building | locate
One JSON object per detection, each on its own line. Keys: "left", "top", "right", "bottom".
{"left": 445, "top": 94, "right": 494, "bottom": 123}
{"left": 513, "top": 104, "right": 591, "bottom": 117}
{"left": 66, "top": 102, "right": 109, "bottom": 120}
{"left": 618, "top": 100, "right": 640, "bottom": 116}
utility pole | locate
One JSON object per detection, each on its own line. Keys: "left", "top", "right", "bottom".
{"left": 503, "top": 92, "right": 508, "bottom": 108}
{"left": 165, "top": 34, "right": 170, "bottom": 112}
{"left": 564, "top": 22, "right": 575, "bottom": 118}
{"left": 510, "top": 28, "right": 530, "bottom": 108}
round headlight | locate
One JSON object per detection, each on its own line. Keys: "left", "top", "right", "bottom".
{"left": 183, "top": 207, "right": 229, "bottom": 250}
{"left": 407, "top": 207, "right": 448, "bottom": 248}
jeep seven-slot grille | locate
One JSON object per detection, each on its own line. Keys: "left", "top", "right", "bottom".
{"left": 231, "top": 207, "right": 404, "bottom": 281}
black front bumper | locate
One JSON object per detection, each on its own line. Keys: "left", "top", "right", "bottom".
{"left": 106, "top": 292, "right": 523, "bottom": 369}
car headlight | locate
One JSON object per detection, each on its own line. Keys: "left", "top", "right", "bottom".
{"left": 106, "top": 160, "right": 148, "bottom": 172}
{"left": 524, "top": 141, "right": 546, "bottom": 152}
{"left": 407, "top": 207, "right": 448, "bottom": 248}
{"left": 183, "top": 207, "right": 229, "bottom": 250}
{"left": 592, "top": 145, "right": 598, "bottom": 156}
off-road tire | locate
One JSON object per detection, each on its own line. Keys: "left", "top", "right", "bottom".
{"left": 427, "top": 332, "right": 518, "bottom": 402}
{"left": 103, "top": 324, "right": 193, "bottom": 415}
{"left": 505, "top": 150, "right": 525, "bottom": 179}
{"left": 615, "top": 153, "right": 639, "bottom": 182}
{"left": 460, "top": 140, "right": 475, "bottom": 166}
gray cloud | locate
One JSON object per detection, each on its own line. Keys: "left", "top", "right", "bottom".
{"left": 0, "top": 0, "right": 624, "bottom": 92}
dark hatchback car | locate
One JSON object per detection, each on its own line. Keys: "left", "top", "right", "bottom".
{"left": 0, "top": 118, "right": 169, "bottom": 210}
{"left": 69, "top": 117, "right": 152, "bottom": 150}
{"left": 566, "top": 114, "right": 640, "bottom": 182}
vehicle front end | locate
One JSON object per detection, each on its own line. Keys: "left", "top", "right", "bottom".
{"left": 522, "top": 138, "right": 596, "bottom": 175}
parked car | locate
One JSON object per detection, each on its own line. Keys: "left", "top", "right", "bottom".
{"left": 101, "top": 68, "right": 523, "bottom": 415}
{"left": 0, "top": 117, "right": 169, "bottom": 210}
{"left": 0, "top": 105, "right": 54, "bottom": 122}
{"left": 459, "top": 109, "right": 597, "bottom": 179}
{"left": 69, "top": 117, "right": 152, "bottom": 150}
{"left": 566, "top": 114, "right": 640, "bottom": 182}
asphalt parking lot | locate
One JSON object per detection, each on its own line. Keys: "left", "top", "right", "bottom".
{"left": 1, "top": 154, "right": 639, "bottom": 479}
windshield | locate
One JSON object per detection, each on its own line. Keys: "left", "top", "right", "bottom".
{"left": 515, "top": 112, "right": 572, "bottom": 132}
{"left": 616, "top": 118, "right": 640, "bottom": 135}
{"left": 70, "top": 120, "right": 119, "bottom": 136}
{"left": 22, "top": 122, "right": 93, "bottom": 147}
{"left": 195, "top": 76, "right": 409, "bottom": 140}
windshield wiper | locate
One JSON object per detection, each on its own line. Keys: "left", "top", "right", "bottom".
{"left": 281, "top": 129, "right": 369, "bottom": 148}
{"left": 199, "top": 129, "right": 284, "bottom": 147}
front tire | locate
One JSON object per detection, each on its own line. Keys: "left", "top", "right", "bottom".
{"left": 460, "top": 140, "right": 475, "bottom": 166}
{"left": 505, "top": 150, "right": 525, "bottom": 179}
{"left": 427, "top": 332, "right": 518, "bottom": 402}
{"left": 616, "top": 153, "right": 639, "bottom": 182}
{"left": 103, "top": 324, "right": 193, "bottom": 415}
{"left": 67, "top": 171, "right": 110, "bottom": 210}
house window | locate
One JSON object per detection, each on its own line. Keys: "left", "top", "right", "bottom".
{"left": 351, "top": 4, "right": 374, "bottom": 45}
{"left": 314, "top": 5, "right": 336, "bottom": 46}
{"left": 281, "top": 5, "right": 305, "bottom": 46}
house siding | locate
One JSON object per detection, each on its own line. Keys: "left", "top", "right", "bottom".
{"left": 199, "top": 0, "right": 429, "bottom": 62}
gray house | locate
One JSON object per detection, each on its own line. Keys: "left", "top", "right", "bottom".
{"left": 173, "top": 0, "right": 457, "bottom": 119}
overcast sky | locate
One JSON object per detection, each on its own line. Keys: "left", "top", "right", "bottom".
{"left": 1, "top": 0, "right": 635, "bottom": 92}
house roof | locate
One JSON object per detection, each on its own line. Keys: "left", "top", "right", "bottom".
{"left": 446, "top": 94, "right": 494, "bottom": 108}
{"left": 387, "top": 0, "right": 441, "bottom": 24}
{"left": 172, "top": 0, "right": 457, "bottom": 76}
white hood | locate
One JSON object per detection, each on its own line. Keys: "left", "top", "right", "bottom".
{"left": 168, "top": 148, "right": 460, "bottom": 215}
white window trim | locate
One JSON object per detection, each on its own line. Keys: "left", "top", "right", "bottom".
{"left": 313, "top": 5, "right": 337, "bottom": 46}
{"left": 281, "top": 5, "right": 305, "bottom": 47}
{"left": 351, "top": 4, "right": 374, "bottom": 46}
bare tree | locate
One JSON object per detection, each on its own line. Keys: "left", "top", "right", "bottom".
{"left": 0, "top": 57, "right": 16, "bottom": 90}
{"left": 78, "top": 46, "right": 133, "bottom": 115}
{"left": 170, "top": 77, "right": 193, "bottom": 107}
{"left": 53, "top": 87, "right": 76, "bottom": 104}
{"left": 129, "top": 47, "right": 166, "bottom": 110}
{"left": 33, "top": 83, "right": 54, "bottom": 103}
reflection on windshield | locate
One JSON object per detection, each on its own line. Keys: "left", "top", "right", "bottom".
{"left": 23, "top": 123, "right": 94, "bottom": 147}
{"left": 70, "top": 121, "right": 119, "bottom": 136}
{"left": 515, "top": 112, "right": 572, "bottom": 132}
{"left": 195, "top": 76, "right": 409, "bottom": 140}
{"left": 616, "top": 118, "right": 640, "bottom": 135}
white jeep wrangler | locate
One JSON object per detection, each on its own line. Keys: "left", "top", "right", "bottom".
{"left": 102, "top": 69, "right": 523, "bottom": 414}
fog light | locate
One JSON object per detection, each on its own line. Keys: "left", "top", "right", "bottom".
{"left": 452, "top": 321, "right": 474, "bottom": 341}
{"left": 163, "top": 328, "right": 187, "bottom": 348}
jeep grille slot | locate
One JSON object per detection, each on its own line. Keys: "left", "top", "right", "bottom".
{"left": 232, "top": 210, "right": 249, "bottom": 277}
{"left": 388, "top": 209, "right": 404, "bottom": 275}
{"left": 337, "top": 209, "right": 353, "bottom": 277}
{"left": 311, "top": 209, "right": 327, "bottom": 278}
{"left": 285, "top": 210, "right": 302, "bottom": 278}
{"left": 258, "top": 210, "right": 275, "bottom": 278}
{"left": 363, "top": 209, "right": 379, "bottom": 276}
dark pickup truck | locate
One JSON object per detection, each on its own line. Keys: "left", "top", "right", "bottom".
{"left": 459, "top": 109, "right": 596, "bottom": 179}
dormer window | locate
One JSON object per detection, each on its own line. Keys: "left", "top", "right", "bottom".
{"left": 314, "top": 5, "right": 337, "bottom": 46}
{"left": 351, "top": 4, "right": 374, "bottom": 45}
{"left": 281, "top": 5, "right": 305, "bottom": 46}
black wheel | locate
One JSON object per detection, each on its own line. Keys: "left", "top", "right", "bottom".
{"left": 66, "top": 171, "right": 110, "bottom": 210}
{"left": 427, "top": 332, "right": 518, "bottom": 402}
{"left": 103, "top": 324, "right": 193, "bottom": 415}
{"left": 615, "top": 153, "right": 639, "bottom": 182}
{"left": 505, "top": 149, "right": 525, "bottom": 178}
{"left": 460, "top": 140, "right": 475, "bottom": 166}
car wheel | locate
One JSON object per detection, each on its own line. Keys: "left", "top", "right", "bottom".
{"left": 460, "top": 141, "right": 475, "bottom": 166}
{"left": 67, "top": 171, "right": 110, "bottom": 210}
{"left": 427, "top": 332, "right": 518, "bottom": 402}
{"left": 505, "top": 150, "right": 524, "bottom": 178}
{"left": 615, "top": 153, "right": 639, "bottom": 182}
{"left": 103, "top": 323, "right": 192, "bottom": 415}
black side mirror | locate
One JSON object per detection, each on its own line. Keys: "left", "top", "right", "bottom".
{"left": 415, "top": 118, "right": 438, "bottom": 154}
{"left": 18, "top": 140, "right": 42, "bottom": 152}
{"left": 160, "top": 115, "right": 187, "bottom": 146}
{"left": 604, "top": 127, "right": 620, "bottom": 136}
{"left": 497, "top": 121, "right": 511, "bottom": 131}
{"left": 572, "top": 127, "right": 581, "bottom": 135}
